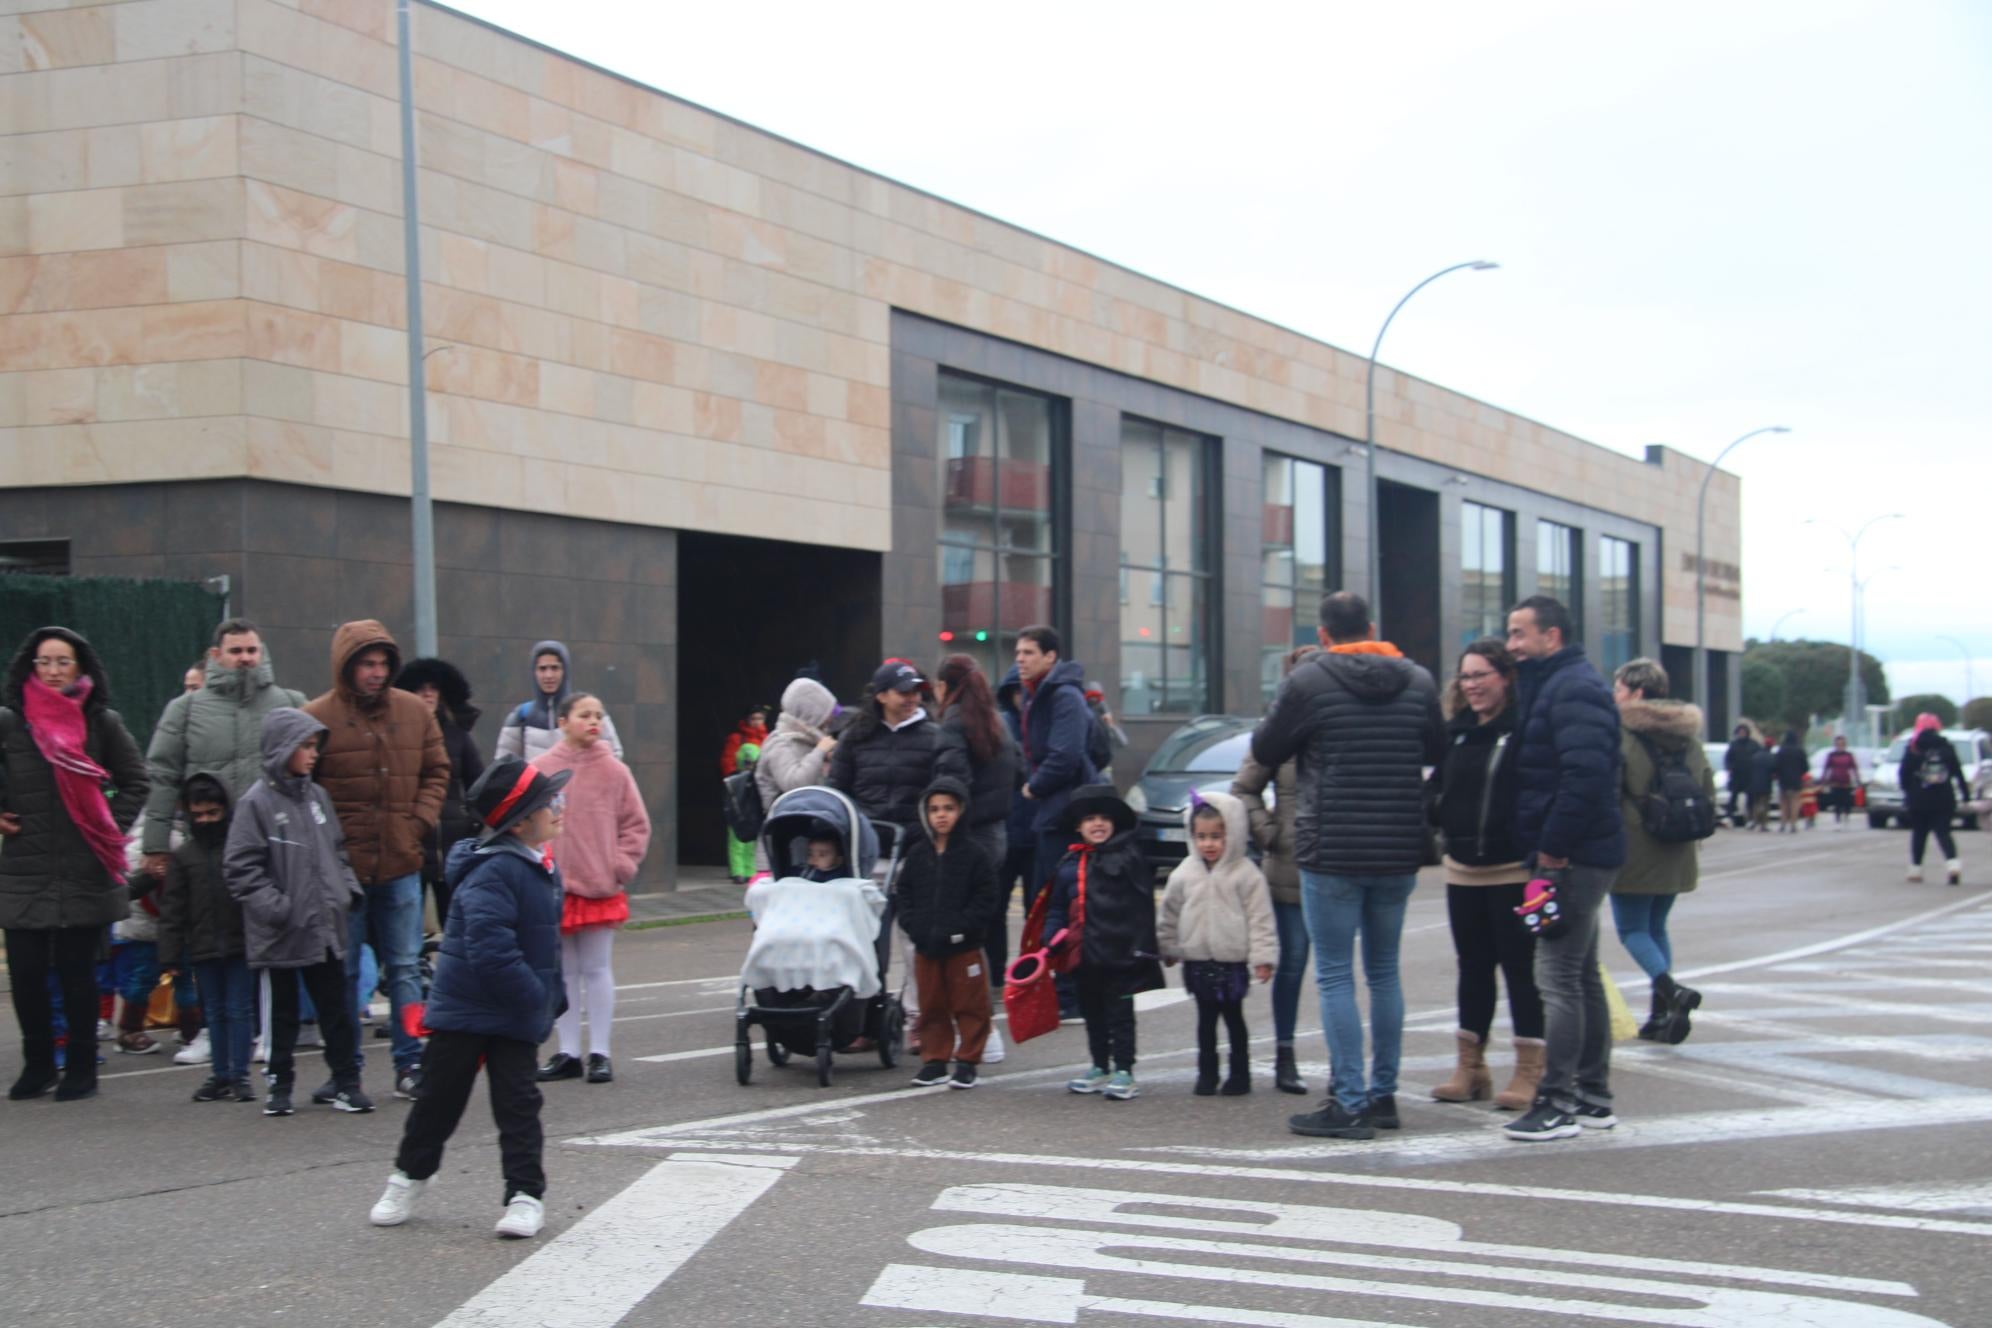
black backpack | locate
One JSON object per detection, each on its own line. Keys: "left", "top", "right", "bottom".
{"left": 720, "top": 768, "right": 765, "bottom": 843}
{"left": 1635, "top": 735, "right": 1717, "bottom": 843}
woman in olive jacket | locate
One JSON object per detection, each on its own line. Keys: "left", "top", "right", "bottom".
{"left": 1611, "top": 657, "right": 1715, "bottom": 1046}
{"left": 0, "top": 627, "right": 149, "bottom": 1102}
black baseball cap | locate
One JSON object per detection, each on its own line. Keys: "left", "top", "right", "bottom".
{"left": 871, "top": 660, "right": 923, "bottom": 694}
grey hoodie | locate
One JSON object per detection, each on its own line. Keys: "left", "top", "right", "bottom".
{"left": 495, "top": 639, "right": 623, "bottom": 761}
{"left": 223, "top": 707, "right": 363, "bottom": 969}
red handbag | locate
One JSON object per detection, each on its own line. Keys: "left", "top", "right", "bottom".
{"left": 1004, "top": 870, "right": 1080, "bottom": 1044}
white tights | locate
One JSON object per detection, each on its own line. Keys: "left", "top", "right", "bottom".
{"left": 557, "top": 927, "right": 616, "bottom": 1059}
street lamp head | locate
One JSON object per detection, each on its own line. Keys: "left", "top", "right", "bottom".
{"left": 1768, "top": 426, "right": 1791, "bottom": 434}
{"left": 1470, "top": 261, "right": 1500, "bottom": 271}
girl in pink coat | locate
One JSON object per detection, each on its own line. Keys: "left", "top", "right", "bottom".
{"left": 530, "top": 694, "right": 650, "bottom": 1084}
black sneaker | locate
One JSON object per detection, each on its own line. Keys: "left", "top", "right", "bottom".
{"left": 1504, "top": 1098, "right": 1580, "bottom": 1141}
{"left": 395, "top": 1068, "right": 423, "bottom": 1100}
{"left": 585, "top": 1054, "right": 614, "bottom": 1084}
{"left": 331, "top": 1086, "right": 375, "bottom": 1113}
{"left": 231, "top": 1077, "right": 257, "bottom": 1103}
{"left": 1287, "top": 1100, "right": 1376, "bottom": 1140}
{"left": 1367, "top": 1093, "right": 1401, "bottom": 1129}
{"left": 537, "top": 1053, "right": 583, "bottom": 1082}
{"left": 1574, "top": 1101, "right": 1617, "bottom": 1129}
{"left": 309, "top": 1077, "right": 340, "bottom": 1105}
{"left": 191, "top": 1075, "right": 233, "bottom": 1103}
{"left": 910, "top": 1060, "right": 949, "bottom": 1087}
{"left": 950, "top": 1063, "right": 978, "bottom": 1089}
{"left": 264, "top": 1083, "right": 295, "bottom": 1116}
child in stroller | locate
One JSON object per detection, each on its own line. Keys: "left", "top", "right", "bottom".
{"left": 736, "top": 786, "right": 908, "bottom": 1086}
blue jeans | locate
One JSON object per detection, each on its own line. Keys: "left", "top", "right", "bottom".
{"left": 346, "top": 873, "right": 424, "bottom": 1074}
{"left": 192, "top": 956, "right": 256, "bottom": 1082}
{"left": 1609, "top": 893, "right": 1675, "bottom": 979}
{"left": 1300, "top": 870, "right": 1417, "bottom": 1114}
{"left": 1271, "top": 898, "right": 1311, "bottom": 1045}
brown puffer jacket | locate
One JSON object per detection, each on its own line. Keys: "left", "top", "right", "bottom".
{"left": 302, "top": 621, "right": 450, "bottom": 887}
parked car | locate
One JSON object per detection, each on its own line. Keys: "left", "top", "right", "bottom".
{"left": 1124, "top": 715, "right": 1258, "bottom": 877}
{"left": 1864, "top": 729, "right": 1992, "bottom": 830}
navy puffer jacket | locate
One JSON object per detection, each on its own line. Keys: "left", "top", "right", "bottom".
{"left": 1249, "top": 645, "right": 1446, "bottom": 876}
{"left": 425, "top": 837, "right": 564, "bottom": 1044}
{"left": 1017, "top": 660, "right": 1098, "bottom": 835}
{"left": 1512, "top": 646, "right": 1626, "bottom": 869}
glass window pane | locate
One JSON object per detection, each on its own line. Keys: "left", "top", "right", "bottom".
{"left": 1161, "top": 573, "right": 1208, "bottom": 714}
{"left": 939, "top": 545, "right": 996, "bottom": 673}
{"left": 1161, "top": 428, "right": 1206, "bottom": 573}
{"left": 1120, "top": 566, "right": 1166, "bottom": 716}
{"left": 1262, "top": 581, "right": 1296, "bottom": 704}
{"left": 1294, "top": 459, "right": 1329, "bottom": 594}
{"left": 995, "top": 388, "right": 1054, "bottom": 551}
{"left": 1120, "top": 418, "right": 1164, "bottom": 566}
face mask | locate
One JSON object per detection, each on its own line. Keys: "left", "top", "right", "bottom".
{"left": 190, "top": 820, "right": 228, "bottom": 847}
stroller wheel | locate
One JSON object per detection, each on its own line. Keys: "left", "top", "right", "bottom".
{"left": 734, "top": 1039, "right": 752, "bottom": 1086}
{"left": 879, "top": 1000, "right": 904, "bottom": 1069}
{"left": 767, "top": 1040, "right": 790, "bottom": 1067}
{"left": 815, "top": 1043, "right": 834, "bottom": 1088}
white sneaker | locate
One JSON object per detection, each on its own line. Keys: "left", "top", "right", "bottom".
{"left": 1947, "top": 859, "right": 1963, "bottom": 886}
{"left": 95, "top": 1019, "right": 114, "bottom": 1040}
{"left": 173, "top": 1029, "right": 212, "bottom": 1065}
{"left": 369, "top": 1171, "right": 426, "bottom": 1226}
{"left": 495, "top": 1193, "right": 544, "bottom": 1239}
{"left": 1907, "top": 866, "right": 1924, "bottom": 883}
{"left": 983, "top": 1024, "right": 1005, "bottom": 1065}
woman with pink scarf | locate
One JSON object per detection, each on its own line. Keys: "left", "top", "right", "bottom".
{"left": 1, "top": 627, "right": 149, "bottom": 1103}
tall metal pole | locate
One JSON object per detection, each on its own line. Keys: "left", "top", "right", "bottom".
{"left": 398, "top": 0, "right": 437, "bottom": 658}
{"left": 1808, "top": 513, "right": 1903, "bottom": 745}
{"left": 1363, "top": 260, "right": 1497, "bottom": 632}
{"left": 1693, "top": 425, "right": 1788, "bottom": 734}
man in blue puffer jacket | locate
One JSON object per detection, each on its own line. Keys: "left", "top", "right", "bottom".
{"left": 1503, "top": 595, "right": 1626, "bottom": 1144}
{"left": 368, "top": 755, "right": 570, "bottom": 1240}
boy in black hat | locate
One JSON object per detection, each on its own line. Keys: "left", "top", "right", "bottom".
{"left": 1045, "top": 785, "right": 1164, "bottom": 1101}
{"left": 369, "top": 754, "right": 570, "bottom": 1241}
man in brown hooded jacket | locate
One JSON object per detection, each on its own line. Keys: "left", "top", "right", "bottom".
{"left": 304, "top": 620, "right": 450, "bottom": 1100}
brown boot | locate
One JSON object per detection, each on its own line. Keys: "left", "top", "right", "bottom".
{"left": 1429, "top": 1030, "right": 1492, "bottom": 1102}
{"left": 1495, "top": 1037, "right": 1545, "bottom": 1111}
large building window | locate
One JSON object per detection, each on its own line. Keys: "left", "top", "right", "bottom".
{"left": 1599, "top": 535, "right": 1638, "bottom": 671}
{"left": 1120, "top": 418, "right": 1216, "bottom": 715}
{"left": 1538, "top": 520, "right": 1581, "bottom": 636}
{"left": 938, "top": 372, "right": 1061, "bottom": 681}
{"left": 1261, "top": 453, "right": 1336, "bottom": 702}
{"left": 1460, "top": 501, "right": 1513, "bottom": 646}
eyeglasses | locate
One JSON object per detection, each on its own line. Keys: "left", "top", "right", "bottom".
{"left": 1458, "top": 670, "right": 1501, "bottom": 683}
{"left": 548, "top": 793, "right": 567, "bottom": 813}
{"left": 32, "top": 657, "right": 78, "bottom": 669}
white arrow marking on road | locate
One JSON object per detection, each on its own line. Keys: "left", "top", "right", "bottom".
{"left": 430, "top": 1153, "right": 795, "bottom": 1328}
{"left": 903, "top": 1222, "right": 1949, "bottom": 1326}
{"left": 1761, "top": 1179, "right": 1992, "bottom": 1214}
{"left": 864, "top": 1263, "right": 1403, "bottom": 1327}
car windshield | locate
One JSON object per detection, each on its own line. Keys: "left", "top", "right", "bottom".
{"left": 1883, "top": 737, "right": 1972, "bottom": 767}
{"left": 1147, "top": 724, "right": 1253, "bottom": 774}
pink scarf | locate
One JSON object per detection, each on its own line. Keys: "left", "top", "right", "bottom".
{"left": 21, "top": 674, "right": 128, "bottom": 884}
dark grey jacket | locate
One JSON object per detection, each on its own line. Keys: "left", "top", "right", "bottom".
{"left": 224, "top": 708, "right": 362, "bottom": 970}
{"left": 140, "top": 654, "right": 305, "bottom": 853}
{"left": 1249, "top": 646, "right": 1446, "bottom": 876}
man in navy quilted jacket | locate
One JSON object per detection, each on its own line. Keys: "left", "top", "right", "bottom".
{"left": 1503, "top": 595, "right": 1626, "bottom": 1143}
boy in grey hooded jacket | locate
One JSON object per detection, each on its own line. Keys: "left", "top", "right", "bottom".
{"left": 224, "top": 707, "right": 370, "bottom": 1116}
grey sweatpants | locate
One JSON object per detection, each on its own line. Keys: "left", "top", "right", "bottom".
{"left": 1533, "top": 863, "right": 1616, "bottom": 1111}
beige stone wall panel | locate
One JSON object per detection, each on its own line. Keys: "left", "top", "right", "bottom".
{"left": 122, "top": 175, "right": 242, "bottom": 247}
{"left": 0, "top": 413, "right": 243, "bottom": 485}
{"left": 237, "top": 0, "right": 392, "bottom": 100}
{"left": 0, "top": 245, "right": 160, "bottom": 311}
{"left": 241, "top": 51, "right": 396, "bottom": 157}
{"left": 14, "top": 5, "right": 115, "bottom": 71}
{"left": 245, "top": 177, "right": 358, "bottom": 261}
{"left": 0, "top": 364, "right": 94, "bottom": 423}
{"left": 113, "top": 0, "right": 231, "bottom": 63}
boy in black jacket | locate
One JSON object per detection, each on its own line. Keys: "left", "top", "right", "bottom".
{"left": 1047, "top": 785, "right": 1165, "bottom": 1101}
{"left": 899, "top": 776, "right": 997, "bottom": 1089}
{"left": 157, "top": 774, "right": 255, "bottom": 1103}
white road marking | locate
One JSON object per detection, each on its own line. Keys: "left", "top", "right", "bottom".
{"left": 614, "top": 975, "right": 741, "bottom": 991}
{"left": 864, "top": 1264, "right": 1402, "bottom": 1327}
{"left": 429, "top": 1153, "right": 795, "bottom": 1328}
{"left": 1760, "top": 1180, "right": 1992, "bottom": 1214}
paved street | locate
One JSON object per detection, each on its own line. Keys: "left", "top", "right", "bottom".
{"left": 5, "top": 824, "right": 1991, "bottom": 1327}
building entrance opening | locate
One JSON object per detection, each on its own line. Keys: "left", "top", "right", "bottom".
{"left": 676, "top": 533, "right": 881, "bottom": 868}
{"left": 1377, "top": 480, "right": 1441, "bottom": 677}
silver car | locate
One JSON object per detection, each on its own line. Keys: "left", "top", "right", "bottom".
{"left": 1864, "top": 729, "right": 1992, "bottom": 830}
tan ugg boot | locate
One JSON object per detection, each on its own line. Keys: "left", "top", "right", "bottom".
{"left": 1496, "top": 1037, "right": 1546, "bottom": 1111}
{"left": 1430, "top": 1030, "right": 1492, "bottom": 1102}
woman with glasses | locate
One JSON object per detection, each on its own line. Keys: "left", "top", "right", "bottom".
{"left": 1426, "top": 637, "right": 1543, "bottom": 1111}
{"left": 1, "top": 627, "right": 150, "bottom": 1102}
{"left": 528, "top": 693, "right": 650, "bottom": 1086}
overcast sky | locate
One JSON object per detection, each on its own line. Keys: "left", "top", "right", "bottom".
{"left": 447, "top": 0, "right": 1992, "bottom": 704}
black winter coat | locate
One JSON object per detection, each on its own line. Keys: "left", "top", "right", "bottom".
{"left": 425, "top": 715, "right": 486, "bottom": 879}
{"left": 1513, "top": 646, "right": 1626, "bottom": 869}
{"left": 157, "top": 821, "right": 246, "bottom": 966}
{"left": 0, "top": 630, "right": 149, "bottom": 932}
{"left": 1249, "top": 646, "right": 1445, "bottom": 876}
{"left": 1902, "top": 730, "right": 1969, "bottom": 811}
{"left": 1432, "top": 705, "right": 1523, "bottom": 868}
{"left": 896, "top": 777, "right": 999, "bottom": 958}
{"left": 1773, "top": 742, "right": 1810, "bottom": 792}
{"left": 996, "top": 669, "right": 1039, "bottom": 852}
{"left": 1017, "top": 660, "right": 1098, "bottom": 836}
{"left": 829, "top": 708, "right": 963, "bottom": 831}
{"left": 1723, "top": 736, "right": 1762, "bottom": 780}
{"left": 935, "top": 706, "right": 1017, "bottom": 847}
{"left": 1044, "top": 829, "right": 1164, "bottom": 995}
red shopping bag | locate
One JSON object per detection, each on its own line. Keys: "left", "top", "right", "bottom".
{"left": 1003, "top": 881, "right": 1066, "bottom": 1044}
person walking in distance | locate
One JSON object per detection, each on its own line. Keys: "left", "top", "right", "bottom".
{"left": 530, "top": 694, "right": 650, "bottom": 1086}
{"left": 1721, "top": 723, "right": 1761, "bottom": 828}
{"left": 1820, "top": 736, "right": 1862, "bottom": 831}
{"left": 1747, "top": 739, "right": 1776, "bottom": 831}
{"left": 1609, "top": 658, "right": 1714, "bottom": 1045}
{"left": 1231, "top": 644, "right": 1321, "bottom": 1096}
{"left": 1250, "top": 592, "right": 1445, "bottom": 1141}
{"left": 303, "top": 621, "right": 451, "bottom": 1103}
{"left": 1501, "top": 596, "right": 1627, "bottom": 1142}
{"left": 1773, "top": 730, "right": 1810, "bottom": 834}
{"left": 1427, "top": 639, "right": 1544, "bottom": 1111}
{"left": 1902, "top": 714, "right": 1969, "bottom": 885}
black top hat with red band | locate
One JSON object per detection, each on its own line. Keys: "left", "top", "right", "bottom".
{"left": 469, "top": 755, "right": 572, "bottom": 843}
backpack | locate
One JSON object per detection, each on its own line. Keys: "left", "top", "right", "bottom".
{"left": 720, "top": 768, "right": 765, "bottom": 843}
{"left": 1634, "top": 735, "right": 1717, "bottom": 843}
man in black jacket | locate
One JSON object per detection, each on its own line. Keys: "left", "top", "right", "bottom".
{"left": 1503, "top": 595, "right": 1626, "bottom": 1143}
{"left": 1251, "top": 592, "right": 1445, "bottom": 1141}
{"left": 1721, "top": 724, "right": 1761, "bottom": 826}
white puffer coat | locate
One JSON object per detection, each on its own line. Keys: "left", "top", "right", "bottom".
{"left": 1157, "top": 790, "right": 1277, "bottom": 968}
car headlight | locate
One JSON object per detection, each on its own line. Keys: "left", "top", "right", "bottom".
{"left": 1125, "top": 784, "right": 1148, "bottom": 814}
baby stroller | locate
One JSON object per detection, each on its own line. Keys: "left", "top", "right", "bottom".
{"left": 736, "top": 786, "right": 908, "bottom": 1087}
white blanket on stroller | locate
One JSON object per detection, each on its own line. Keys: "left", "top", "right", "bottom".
{"left": 741, "top": 876, "right": 888, "bottom": 999}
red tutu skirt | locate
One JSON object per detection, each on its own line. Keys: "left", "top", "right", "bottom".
{"left": 562, "top": 891, "right": 629, "bottom": 934}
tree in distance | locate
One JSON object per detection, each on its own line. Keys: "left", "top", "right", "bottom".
{"left": 1741, "top": 639, "right": 1889, "bottom": 734}
{"left": 1740, "top": 657, "right": 1787, "bottom": 734}
{"left": 1963, "top": 698, "right": 1992, "bottom": 732}
{"left": 1893, "top": 693, "right": 1959, "bottom": 730}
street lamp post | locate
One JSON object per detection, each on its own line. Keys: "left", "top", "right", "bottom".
{"left": 1808, "top": 514, "right": 1904, "bottom": 747}
{"left": 1935, "top": 634, "right": 1975, "bottom": 712}
{"left": 1364, "top": 260, "right": 1498, "bottom": 630}
{"left": 1768, "top": 608, "right": 1805, "bottom": 642}
{"left": 1694, "top": 426, "right": 1789, "bottom": 734}
{"left": 397, "top": 0, "right": 437, "bottom": 658}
